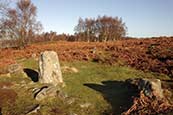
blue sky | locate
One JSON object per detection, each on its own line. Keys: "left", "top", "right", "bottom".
{"left": 31, "top": 0, "right": 173, "bottom": 37}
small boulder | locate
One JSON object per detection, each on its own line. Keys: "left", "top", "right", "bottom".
{"left": 80, "top": 103, "right": 92, "bottom": 108}
{"left": 62, "top": 66, "right": 79, "bottom": 73}
{"left": 33, "top": 85, "right": 58, "bottom": 101}
{"left": 24, "top": 104, "right": 40, "bottom": 115}
{"left": 8, "top": 64, "right": 22, "bottom": 73}
{"left": 124, "top": 78, "right": 173, "bottom": 115}
{"left": 126, "top": 78, "right": 163, "bottom": 99}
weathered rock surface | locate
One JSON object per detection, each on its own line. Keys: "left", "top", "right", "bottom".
{"left": 39, "top": 51, "right": 64, "bottom": 86}
{"left": 124, "top": 78, "right": 173, "bottom": 115}
{"left": 126, "top": 78, "right": 163, "bottom": 98}
{"left": 8, "top": 64, "right": 22, "bottom": 73}
{"left": 24, "top": 104, "right": 40, "bottom": 115}
{"left": 80, "top": 103, "right": 92, "bottom": 108}
{"left": 33, "top": 85, "right": 58, "bottom": 101}
{"left": 61, "top": 66, "right": 79, "bottom": 73}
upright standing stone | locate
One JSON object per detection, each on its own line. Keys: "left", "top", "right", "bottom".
{"left": 39, "top": 51, "right": 64, "bottom": 86}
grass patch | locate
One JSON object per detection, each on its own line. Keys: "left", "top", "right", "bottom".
{"left": 61, "top": 61, "right": 165, "bottom": 114}
{"left": 0, "top": 59, "right": 170, "bottom": 115}
{"left": 21, "top": 58, "right": 38, "bottom": 70}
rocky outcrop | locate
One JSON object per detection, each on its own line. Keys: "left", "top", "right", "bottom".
{"left": 124, "top": 78, "right": 173, "bottom": 115}
{"left": 126, "top": 78, "right": 164, "bottom": 99}
{"left": 39, "top": 51, "right": 64, "bottom": 86}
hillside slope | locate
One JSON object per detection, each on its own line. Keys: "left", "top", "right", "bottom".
{"left": 0, "top": 37, "right": 173, "bottom": 77}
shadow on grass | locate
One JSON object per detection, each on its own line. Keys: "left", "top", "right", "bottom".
{"left": 84, "top": 80, "right": 138, "bottom": 115}
{"left": 23, "top": 68, "right": 39, "bottom": 82}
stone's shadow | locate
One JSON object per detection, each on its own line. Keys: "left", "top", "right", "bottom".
{"left": 162, "top": 79, "right": 173, "bottom": 83}
{"left": 33, "top": 86, "right": 48, "bottom": 98}
{"left": 24, "top": 68, "right": 39, "bottom": 82}
{"left": 84, "top": 80, "right": 138, "bottom": 115}
{"left": 162, "top": 80, "right": 173, "bottom": 89}
{"left": 0, "top": 108, "right": 2, "bottom": 115}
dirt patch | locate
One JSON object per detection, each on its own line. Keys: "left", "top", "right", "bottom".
{"left": 0, "top": 82, "right": 13, "bottom": 88}
{"left": 0, "top": 82, "right": 16, "bottom": 107}
{"left": 0, "top": 89, "right": 17, "bottom": 107}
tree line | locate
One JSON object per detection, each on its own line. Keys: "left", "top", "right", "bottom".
{"left": 0, "top": 0, "right": 127, "bottom": 48}
{"left": 74, "top": 16, "right": 127, "bottom": 42}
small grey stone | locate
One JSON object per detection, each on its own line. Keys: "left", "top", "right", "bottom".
{"left": 8, "top": 64, "right": 22, "bottom": 73}
{"left": 23, "top": 104, "right": 40, "bottom": 115}
{"left": 33, "top": 85, "right": 58, "bottom": 101}
{"left": 68, "top": 112, "right": 78, "bottom": 115}
{"left": 65, "top": 98, "right": 76, "bottom": 105}
{"left": 80, "top": 103, "right": 92, "bottom": 108}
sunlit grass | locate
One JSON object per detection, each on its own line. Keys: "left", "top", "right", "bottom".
{"left": 0, "top": 59, "right": 169, "bottom": 115}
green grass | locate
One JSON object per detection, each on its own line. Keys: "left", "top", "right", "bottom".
{"left": 60, "top": 61, "right": 166, "bottom": 114}
{"left": 0, "top": 59, "right": 170, "bottom": 115}
{"left": 21, "top": 58, "right": 39, "bottom": 70}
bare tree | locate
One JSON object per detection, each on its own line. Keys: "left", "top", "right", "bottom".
{"left": 74, "top": 17, "right": 96, "bottom": 42}
{"left": 0, "top": 0, "right": 42, "bottom": 47}
{"left": 0, "top": 0, "right": 10, "bottom": 39}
